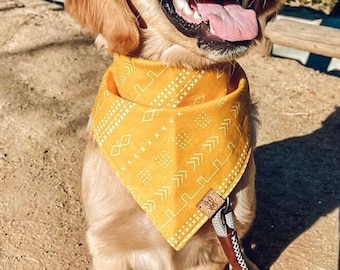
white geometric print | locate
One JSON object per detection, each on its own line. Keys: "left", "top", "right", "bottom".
{"left": 119, "top": 73, "right": 126, "bottom": 86}
{"left": 96, "top": 101, "right": 136, "bottom": 146}
{"left": 187, "top": 153, "right": 204, "bottom": 170}
{"left": 142, "top": 200, "right": 156, "bottom": 214}
{"left": 110, "top": 134, "right": 131, "bottom": 156}
{"left": 193, "top": 111, "right": 212, "bottom": 129}
{"left": 142, "top": 108, "right": 162, "bottom": 122}
{"left": 171, "top": 170, "right": 188, "bottom": 187}
{"left": 134, "top": 68, "right": 168, "bottom": 100}
{"left": 155, "top": 186, "right": 171, "bottom": 202}
{"left": 165, "top": 70, "right": 205, "bottom": 107}
{"left": 193, "top": 95, "right": 206, "bottom": 104}
{"left": 230, "top": 101, "right": 241, "bottom": 118}
{"left": 137, "top": 168, "right": 153, "bottom": 186}
{"left": 215, "top": 97, "right": 227, "bottom": 108}
{"left": 174, "top": 131, "right": 191, "bottom": 149}
{"left": 124, "top": 60, "right": 135, "bottom": 75}
{"left": 155, "top": 151, "right": 173, "bottom": 168}
{"left": 151, "top": 70, "right": 187, "bottom": 107}
{"left": 218, "top": 118, "right": 232, "bottom": 136}
{"left": 202, "top": 136, "right": 219, "bottom": 153}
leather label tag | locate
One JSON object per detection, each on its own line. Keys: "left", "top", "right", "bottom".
{"left": 197, "top": 189, "right": 225, "bottom": 218}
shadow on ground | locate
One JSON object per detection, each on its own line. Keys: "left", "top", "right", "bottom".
{"left": 244, "top": 107, "right": 340, "bottom": 269}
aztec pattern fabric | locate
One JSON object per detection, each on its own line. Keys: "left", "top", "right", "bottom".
{"left": 91, "top": 54, "right": 252, "bottom": 250}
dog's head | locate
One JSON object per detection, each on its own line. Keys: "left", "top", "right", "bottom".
{"left": 66, "top": 0, "right": 281, "bottom": 67}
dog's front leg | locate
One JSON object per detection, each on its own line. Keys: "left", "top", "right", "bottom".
{"left": 82, "top": 138, "right": 174, "bottom": 270}
{"left": 230, "top": 154, "right": 256, "bottom": 239}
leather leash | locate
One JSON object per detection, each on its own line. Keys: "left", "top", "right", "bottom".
{"left": 211, "top": 197, "right": 249, "bottom": 270}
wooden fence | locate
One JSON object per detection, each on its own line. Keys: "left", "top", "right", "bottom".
{"left": 264, "top": 18, "right": 340, "bottom": 59}
{"left": 261, "top": 4, "right": 340, "bottom": 59}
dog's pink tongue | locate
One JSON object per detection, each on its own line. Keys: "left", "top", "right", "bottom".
{"left": 196, "top": 3, "right": 258, "bottom": 41}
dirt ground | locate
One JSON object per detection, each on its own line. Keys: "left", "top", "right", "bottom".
{"left": 0, "top": 1, "right": 339, "bottom": 269}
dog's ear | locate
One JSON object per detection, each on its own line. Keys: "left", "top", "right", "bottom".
{"left": 66, "top": 0, "right": 140, "bottom": 54}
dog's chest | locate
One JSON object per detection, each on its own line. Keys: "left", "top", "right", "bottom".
{"left": 91, "top": 54, "right": 252, "bottom": 250}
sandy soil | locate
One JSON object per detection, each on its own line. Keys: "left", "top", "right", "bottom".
{"left": 0, "top": 1, "right": 339, "bottom": 269}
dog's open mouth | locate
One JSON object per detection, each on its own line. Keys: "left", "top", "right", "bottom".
{"left": 160, "top": 0, "right": 258, "bottom": 48}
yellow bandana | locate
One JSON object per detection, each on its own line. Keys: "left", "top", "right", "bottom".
{"left": 91, "top": 54, "right": 251, "bottom": 250}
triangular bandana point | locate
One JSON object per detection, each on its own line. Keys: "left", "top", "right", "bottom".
{"left": 91, "top": 54, "right": 252, "bottom": 250}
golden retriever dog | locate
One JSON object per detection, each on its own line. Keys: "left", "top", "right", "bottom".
{"left": 66, "top": 1, "right": 281, "bottom": 269}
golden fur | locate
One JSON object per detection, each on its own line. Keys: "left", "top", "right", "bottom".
{"left": 66, "top": 0, "right": 281, "bottom": 269}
